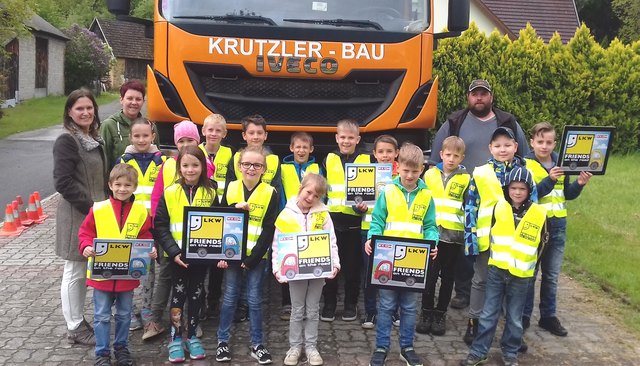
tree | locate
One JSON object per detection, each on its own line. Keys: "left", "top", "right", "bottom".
{"left": 612, "top": 0, "right": 640, "bottom": 43}
{"left": 131, "top": 0, "right": 154, "bottom": 20}
{"left": 26, "top": 0, "right": 111, "bottom": 29}
{"left": 63, "top": 25, "right": 113, "bottom": 93}
{"left": 575, "top": 0, "right": 620, "bottom": 45}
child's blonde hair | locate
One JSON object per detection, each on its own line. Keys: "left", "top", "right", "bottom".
{"left": 291, "top": 132, "right": 314, "bottom": 147}
{"left": 109, "top": 163, "right": 138, "bottom": 185}
{"left": 299, "top": 173, "right": 328, "bottom": 197}
{"left": 441, "top": 136, "right": 466, "bottom": 154}
{"left": 336, "top": 119, "right": 360, "bottom": 135}
{"left": 373, "top": 134, "right": 398, "bottom": 150}
{"left": 203, "top": 113, "right": 227, "bottom": 131}
{"left": 530, "top": 121, "right": 556, "bottom": 139}
{"left": 397, "top": 143, "right": 424, "bottom": 169}
{"left": 238, "top": 146, "right": 267, "bottom": 166}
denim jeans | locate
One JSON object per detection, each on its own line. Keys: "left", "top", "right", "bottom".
{"left": 361, "top": 231, "right": 377, "bottom": 315}
{"left": 469, "top": 266, "right": 530, "bottom": 361}
{"left": 524, "top": 217, "right": 566, "bottom": 319}
{"left": 93, "top": 289, "right": 133, "bottom": 357}
{"left": 376, "top": 289, "right": 419, "bottom": 351}
{"left": 217, "top": 260, "right": 267, "bottom": 346}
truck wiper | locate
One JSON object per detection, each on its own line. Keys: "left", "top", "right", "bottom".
{"left": 283, "top": 18, "right": 382, "bottom": 30}
{"left": 173, "top": 14, "right": 277, "bottom": 26}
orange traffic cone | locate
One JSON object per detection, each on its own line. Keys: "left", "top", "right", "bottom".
{"left": 0, "top": 204, "right": 24, "bottom": 236}
{"left": 11, "top": 200, "right": 24, "bottom": 228}
{"left": 16, "top": 195, "right": 33, "bottom": 226}
{"left": 27, "top": 194, "right": 41, "bottom": 223}
{"left": 33, "top": 191, "right": 48, "bottom": 221}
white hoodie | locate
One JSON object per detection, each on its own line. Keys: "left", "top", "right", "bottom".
{"left": 271, "top": 197, "right": 340, "bottom": 280}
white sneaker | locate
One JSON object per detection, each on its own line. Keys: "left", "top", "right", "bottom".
{"left": 306, "top": 348, "right": 323, "bottom": 366}
{"left": 283, "top": 347, "right": 301, "bottom": 365}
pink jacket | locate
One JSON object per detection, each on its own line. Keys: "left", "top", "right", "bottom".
{"left": 271, "top": 198, "right": 340, "bottom": 277}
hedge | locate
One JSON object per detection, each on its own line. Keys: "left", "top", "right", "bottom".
{"left": 433, "top": 23, "right": 640, "bottom": 153}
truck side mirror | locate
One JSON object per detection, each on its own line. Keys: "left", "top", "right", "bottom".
{"left": 448, "top": 0, "right": 470, "bottom": 32}
{"left": 107, "top": 0, "right": 131, "bottom": 16}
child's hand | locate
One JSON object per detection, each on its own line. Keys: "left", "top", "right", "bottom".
{"left": 82, "top": 247, "right": 95, "bottom": 258}
{"left": 364, "top": 239, "right": 373, "bottom": 255}
{"left": 235, "top": 202, "right": 250, "bottom": 211}
{"left": 173, "top": 254, "right": 188, "bottom": 268}
{"left": 149, "top": 247, "right": 158, "bottom": 260}
{"left": 355, "top": 201, "right": 368, "bottom": 213}
{"left": 217, "top": 260, "right": 228, "bottom": 269}
{"left": 549, "top": 167, "right": 564, "bottom": 181}
{"left": 274, "top": 272, "right": 287, "bottom": 284}
{"left": 430, "top": 246, "right": 438, "bottom": 260}
{"left": 577, "top": 171, "right": 593, "bottom": 186}
{"left": 329, "top": 266, "right": 339, "bottom": 279}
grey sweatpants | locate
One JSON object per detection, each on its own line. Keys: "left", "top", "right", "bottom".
{"left": 469, "top": 250, "right": 490, "bottom": 319}
{"left": 289, "top": 278, "right": 325, "bottom": 351}
{"left": 151, "top": 256, "right": 172, "bottom": 322}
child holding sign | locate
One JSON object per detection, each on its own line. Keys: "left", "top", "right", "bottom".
{"left": 153, "top": 146, "right": 218, "bottom": 362}
{"left": 79, "top": 164, "right": 156, "bottom": 366}
{"left": 364, "top": 143, "right": 439, "bottom": 366}
{"left": 272, "top": 173, "right": 340, "bottom": 366}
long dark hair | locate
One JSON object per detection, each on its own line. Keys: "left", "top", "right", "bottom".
{"left": 63, "top": 88, "right": 100, "bottom": 138}
{"left": 176, "top": 145, "right": 215, "bottom": 199}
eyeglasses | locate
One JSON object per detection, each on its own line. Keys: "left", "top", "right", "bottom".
{"left": 240, "top": 162, "right": 264, "bottom": 170}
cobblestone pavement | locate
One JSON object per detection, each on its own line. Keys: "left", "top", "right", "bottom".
{"left": 1, "top": 194, "right": 639, "bottom": 365}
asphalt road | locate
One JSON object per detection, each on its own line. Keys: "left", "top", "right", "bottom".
{"left": 0, "top": 99, "right": 123, "bottom": 208}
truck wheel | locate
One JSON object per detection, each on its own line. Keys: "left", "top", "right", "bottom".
{"left": 102, "top": 270, "right": 112, "bottom": 279}
{"left": 225, "top": 248, "right": 235, "bottom": 258}
{"left": 569, "top": 162, "right": 578, "bottom": 170}
{"left": 285, "top": 269, "right": 296, "bottom": 279}
{"left": 354, "top": 195, "right": 363, "bottom": 204}
{"left": 197, "top": 248, "right": 208, "bottom": 257}
{"left": 405, "top": 277, "right": 416, "bottom": 286}
{"left": 313, "top": 267, "right": 323, "bottom": 277}
{"left": 378, "top": 274, "right": 389, "bottom": 283}
{"left": 131, "top": 270, "right": 142, "bottom": 279}
{"left": 590, "top": 162, "right": 599, "bottom": 169}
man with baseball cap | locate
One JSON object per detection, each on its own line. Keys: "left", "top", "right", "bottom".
{"left": 428, "top": 79, "right": 529, "bottom": 311}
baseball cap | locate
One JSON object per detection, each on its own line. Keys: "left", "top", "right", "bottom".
{"left": 491, "top": 126, "right": 516, "bottom": 142}
{"left": 468, "top": 79, "right": 492, "bottom": 93}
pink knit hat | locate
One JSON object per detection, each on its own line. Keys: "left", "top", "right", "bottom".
{"left": 173, "top": 120, "right": 200, "bottom": 145}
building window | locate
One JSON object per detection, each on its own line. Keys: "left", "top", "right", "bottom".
{"left": 35, "top": 37, "right": 48, "bottom": 89}
{"left": 125, "top": 59, "right": 151, "bottom": 81}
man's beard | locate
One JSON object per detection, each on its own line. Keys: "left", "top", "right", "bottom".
{"left": 470, "top": 103, "right": 492, "bottom": 118}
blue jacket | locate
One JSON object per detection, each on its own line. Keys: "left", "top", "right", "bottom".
{"left": 279, "top": 154, "right": 323, "bottom": 209}
{"left": 526, "top": 152, "right": 585, "bottom": 201}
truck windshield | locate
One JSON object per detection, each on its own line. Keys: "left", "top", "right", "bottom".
{"left": 162, "top": 0, "right": 429, "bottom": 33}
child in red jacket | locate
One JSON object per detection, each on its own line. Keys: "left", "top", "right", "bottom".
{"left": 79, "top": 164, "right": 156, "bottom": 366}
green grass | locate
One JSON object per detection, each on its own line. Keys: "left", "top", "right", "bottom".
{"left": 0, "top": 92, "right": 119, "bottom": 139}
{"left": 563, "top": 153, "right": 640, "bottom": 332}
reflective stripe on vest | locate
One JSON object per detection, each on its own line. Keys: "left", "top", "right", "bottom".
{"left": 226, "top": 180, "right": 275, "bottom": 256}
{"left": 326, "top": 153, "right": 370, "bottom": 215}
{"left": 361, "top": 208, "right": 373, "bottom": 230}
{"left": 525, "top": 158, "right": 567, "bottom": 217}
{"left": 233, "top": 152, "right": 280, "bottom": 186}
{"left": 275, "top": 209, "right": 327, "bottom": 233}
{"left": 123, "top": 156, "right": 166, "bottom": 211}
{"left": 161, "top": 158, "right": 178, "bottom": 189}
{"left": 88, "top": 199, "right": 148, "bottom": 279}
{"left": 164, "top": 184, "right": 215, "bottom": 249}
{"left": 473, "top": 164, "right": 507, "bottom": 252}
{"left": 281, "top": 163, "right": 320, "bottom": 201}
{"left": 200, "top": 144, "right": 232, "bottom": 201}
{"left": 489, "top": 200, "right": 546, "bottom": 278}
{"left": 382, "top": 184, "right": 430, "bottom": 239}
{"left": 423, "top": 168, "right": 469, "bottom": 231}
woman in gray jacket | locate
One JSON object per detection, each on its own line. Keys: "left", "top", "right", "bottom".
{"left": 53, "top": 89, "right": 108, "bottom": 345}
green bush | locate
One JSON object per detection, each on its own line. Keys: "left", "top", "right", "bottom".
{"left": 434, "top": 23, "right": 640, "bottom": 153}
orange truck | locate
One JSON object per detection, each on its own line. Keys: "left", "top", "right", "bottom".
{"left": 107, "top": 0, "right": 469, "bottom": 152}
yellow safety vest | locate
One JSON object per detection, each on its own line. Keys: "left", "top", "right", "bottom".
{"left": 275, "top": 208, "right": 328, "bottom": 233}
{"left": 423, "top": 167, "right": 470, "bottom": 232}
{"left": 233, "top": 151, "right": 280, "bottom": 186}
{"left": 489, "top": 200, "right": 547, "bottom": 278}
{"left": 281, "top": 163, "right": 320, "bottom": 201}
{"left": 525, "top": 158, "right": 567, "bottom": 218}
{"left": 326, "top": 153, "right": 371, "bottom": 216}
{"left": 382, "top": 184, "right": 431, "bottom": 239}
{"left": 226, "top": 180, "right": 275, "bottom": 256}
{"left": 88, "top": 199, "right": 149, "bottom": 279}
{"left": 200, "top": 144, "right": 233, "bottom": 201}
{"left": 161, "top": 158, "right": 178, "bottom": 189}
{"left": 121, "top": 156, "right": 167, "bottom": 211}
{"left": 473, "top": 164, "right": 507, "bottom": 252}
{"left": 164, "top": 184, "right": 216, "bottom": 249}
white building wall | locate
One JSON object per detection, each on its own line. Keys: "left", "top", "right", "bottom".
{"left": 17, "top": 36, "right": 36, "bottom": 101}
{"left": 433, "top": 0, "right": 503, "bottom": 35}
{"left": 48, "top": 38, "right": 66, "bottom": 96}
